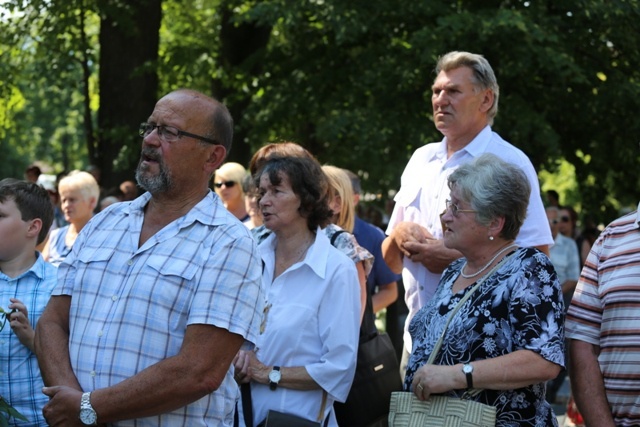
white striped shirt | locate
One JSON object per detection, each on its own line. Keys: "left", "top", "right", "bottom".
{"left": 566, "top": 204, "right": 640, "bottom": 426}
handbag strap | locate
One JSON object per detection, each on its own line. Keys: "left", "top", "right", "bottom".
{"left": 317, "top": 390, "right": 328, "bottom": 425}
{"left": 426, "top": 254, "right": 511, "bottom": 365}
{"left": 239, "top": 382, "right": 253, "bottom": 426}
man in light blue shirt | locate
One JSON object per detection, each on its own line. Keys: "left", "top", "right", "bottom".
{"left": 35, "top": 90, "right": 263, "bottom": 426}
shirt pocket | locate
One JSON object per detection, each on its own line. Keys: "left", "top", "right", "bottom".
{"left": 142, "top": 257, "right": 199, "bottom": 319}
{"left": 76, "top": 246, "right": 117, "bottom": 264}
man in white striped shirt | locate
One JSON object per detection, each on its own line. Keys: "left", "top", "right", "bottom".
{"left": 566, "top": 203, "right": 640, "bottom": 427}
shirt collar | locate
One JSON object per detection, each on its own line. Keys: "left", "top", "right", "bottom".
{"left": 450, "top": 125, "right": 493, "bottom": 158}
{"left": 259, "top": 227, "right": 329, "bottom": 280}
{"left": 0, "top": 251, "right": 48, "bottom": 281}
{"left": 127, "top": 190, "right": 228, "bottom": 227}
{"left": 635, "top": 202, "right": 640, "bottom": 227}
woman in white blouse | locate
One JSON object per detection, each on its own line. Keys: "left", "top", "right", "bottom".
{"left": 233, "top": 154, "right": 361, "bottom": 427}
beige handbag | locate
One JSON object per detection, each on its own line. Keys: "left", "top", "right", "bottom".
{"left": 388, "top": 258, "right": 509, "bottom": 427}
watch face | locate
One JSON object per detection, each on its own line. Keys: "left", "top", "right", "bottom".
{"left": 463, "top": 364, "right": 473, "bottom": 374}
{"left": 269, "top": 369, "right": 281, "bottom": 383}
{"left": 80, "top": 408, "right": 97, "bottom": 424}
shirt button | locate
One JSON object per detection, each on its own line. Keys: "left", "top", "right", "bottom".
{"left": 97, "top": 330, "right": 103, "bottom": 337}
{"left": 420, "top": 286, "right": 424, "bottom": 291}
{"left": 90, "top": 371, "right": 96, "bottom": 377}
{"left": 127, "top": 259, "right": 133, "bottom": 266}
{"left": 112, "top": 295, "right": 118, "bottom": 302}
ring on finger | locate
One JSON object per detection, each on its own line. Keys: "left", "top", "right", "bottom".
{"left": 417, "top": 383, "right": 424, "bottom": 392}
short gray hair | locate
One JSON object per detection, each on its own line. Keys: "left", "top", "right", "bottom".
{"left": 448, "top": 154, "right": 530, "bottom": 240}
{"left": 436, "top": 51, "right": 500, "bottom": 124}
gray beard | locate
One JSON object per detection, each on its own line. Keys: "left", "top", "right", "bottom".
{"left": 135, "top": 158, "right": 174, "bottom": 194}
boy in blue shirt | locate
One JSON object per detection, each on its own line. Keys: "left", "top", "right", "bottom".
{"left": 0, "top": 178, "right": 56, "bottom": 426}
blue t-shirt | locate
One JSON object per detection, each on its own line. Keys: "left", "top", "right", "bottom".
{"left": 353, "top": 216, "right": 401, "bottom": 294}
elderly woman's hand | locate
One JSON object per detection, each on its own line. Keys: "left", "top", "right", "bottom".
{"left": 233, "top": 349, "right": 270, "bottom": 385}
{"left": 411, "top": 364, "right": 463, "bottom": 401}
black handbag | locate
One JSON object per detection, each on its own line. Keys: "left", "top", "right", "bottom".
{"left": 236, "top": 383, "right": 329, "bottom": 427}
{"left": 334, "top": 290, "right": 403, "bottom": 427}
{"left": 258, "top": 410, "right": 322, "bottom": 427}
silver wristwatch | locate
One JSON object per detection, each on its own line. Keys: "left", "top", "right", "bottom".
{"left": 462, "top": 363, "right": 474, "bottom": 389}
{"left": 268, "top": 366, "right": 282, "bottom": 390}
{"left": 79, "top": 392, "right": 98, "bottom": 426}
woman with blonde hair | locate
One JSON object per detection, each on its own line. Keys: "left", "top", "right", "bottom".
{"left": 213, "top": 162, "right": 249, "bottom": 222}
{"left": 43, "top": 170, "right": 99, "bottom": 266}
{"left": 322, "top": 165, "right": 355, "bottom": 233}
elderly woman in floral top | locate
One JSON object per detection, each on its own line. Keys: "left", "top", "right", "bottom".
{"left": 405, "top": 154, "right": 565, "bottom": 426}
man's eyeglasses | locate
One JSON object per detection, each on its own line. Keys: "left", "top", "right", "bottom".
{"left": 214, "top": 181, "right": 236, "bottom": 189}
{"left": 445, "top": 199, "right": 477, "bottom": 217}
{"left": 139, "top": 122, "right": 219, "bottom": 145}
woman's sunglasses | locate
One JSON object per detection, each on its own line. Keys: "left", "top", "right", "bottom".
{"left": 214, "top": 181, "right": 236, "bottom": 189}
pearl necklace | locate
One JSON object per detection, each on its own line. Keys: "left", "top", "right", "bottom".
{"left": 460, "top": 243, "right": 518, "bottom": 279}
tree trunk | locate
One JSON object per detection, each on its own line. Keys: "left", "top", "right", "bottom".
{"left": 96, "top": 0, "right": 161, "bottom": 190}
{"left": 211, "top": 5, "right": 271, "bottom": 165}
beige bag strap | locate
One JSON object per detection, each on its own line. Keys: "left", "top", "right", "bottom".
{"left": 426, "top": 255, "right": 510, "bottom": 366}
{"left": 317, "top": 390, "right": 328, "bottom": 423}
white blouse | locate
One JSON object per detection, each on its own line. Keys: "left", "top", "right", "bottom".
{"left": 248, "top": 228, "right": 361, "bottom": 427}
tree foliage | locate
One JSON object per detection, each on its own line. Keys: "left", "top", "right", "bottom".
{"left": 0, "top": 0, "right": 638, "bottom": 224}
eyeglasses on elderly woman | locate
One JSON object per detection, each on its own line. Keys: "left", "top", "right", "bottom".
{"left": 445, "top": 199, "right": 478, "bottom": 217}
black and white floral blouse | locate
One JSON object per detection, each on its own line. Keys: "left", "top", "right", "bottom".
{"left": 405, "top": 247, "right": 565, "bottom": 427}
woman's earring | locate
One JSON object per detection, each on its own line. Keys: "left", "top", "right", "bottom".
{"left": 489, "top": 236, "right": 494, "bottom": 241}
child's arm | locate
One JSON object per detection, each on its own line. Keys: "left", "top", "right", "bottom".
{"left": 8, "top": 298, "right": 36, "bottom": 352}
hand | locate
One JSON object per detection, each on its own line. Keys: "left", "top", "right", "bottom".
{"left": 8, "top": 298, "right": 35, "bottom": 350}
{"left": 42, "top": 386, "right": 85, "bottom": 427}
{"left": 233, "top": 349, "right": 269, "bottom": 384}
{"left": 411, "top": 364, "right": 460, "bottom": 401}
{"left": 391, "top": 222, "right": 434, "bottom": 257}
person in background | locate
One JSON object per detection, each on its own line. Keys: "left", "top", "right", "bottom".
{"left": 546, "top": 189, "right": 560, "bottom": 208}
{"left": 381, "top": 51, "right": 553, "bottom": 379}
{"left": 0, "top": 178, "right": 56, "bottom": 426}
{"left": 42, "top": 170, "right": 99, "bottom": 267}
{"left": 544, "top": 206, "right": 580, "bottom": 404}
{"left": 214, "top": 162, "right": 250, "bottom": 222}
{"left": 566, "top": 203, "right": 640, "bottom": 427}
{"left": 241, "top": 174, "right": 263, "bottom": 230}
{"left": 545, "top": 207, "right": 581, "bottom": 308}
{"left": 234, "top": 155, "right": 360, "bottom": 427}
{"left": 119, "top": 180, "right": 139, "bottom": 201}
{"left": 322, "top": 165, "right": 370, "bottom": 320}
{"left": 558, "top": 206, "right": 579, "bottom": 239}
{"left": 36, "top": 175, "right": 67, "bottom": 231}
{"left": 576, "top": 215, "right": 600, "bottom": 267}
{"left": 99, "top": 195, "right": 121, "bottom": 212}
{"left": 24, "top": 164, "right": 42, "bottom": 183}
{"left": 346, "top": 169, "right": 400, "bottom": 313}
{"left": 406, "top": 154, "right": 564, "bottom": 426}
{"left": 34, "top": 89, "right": 263, "bottom": 426}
